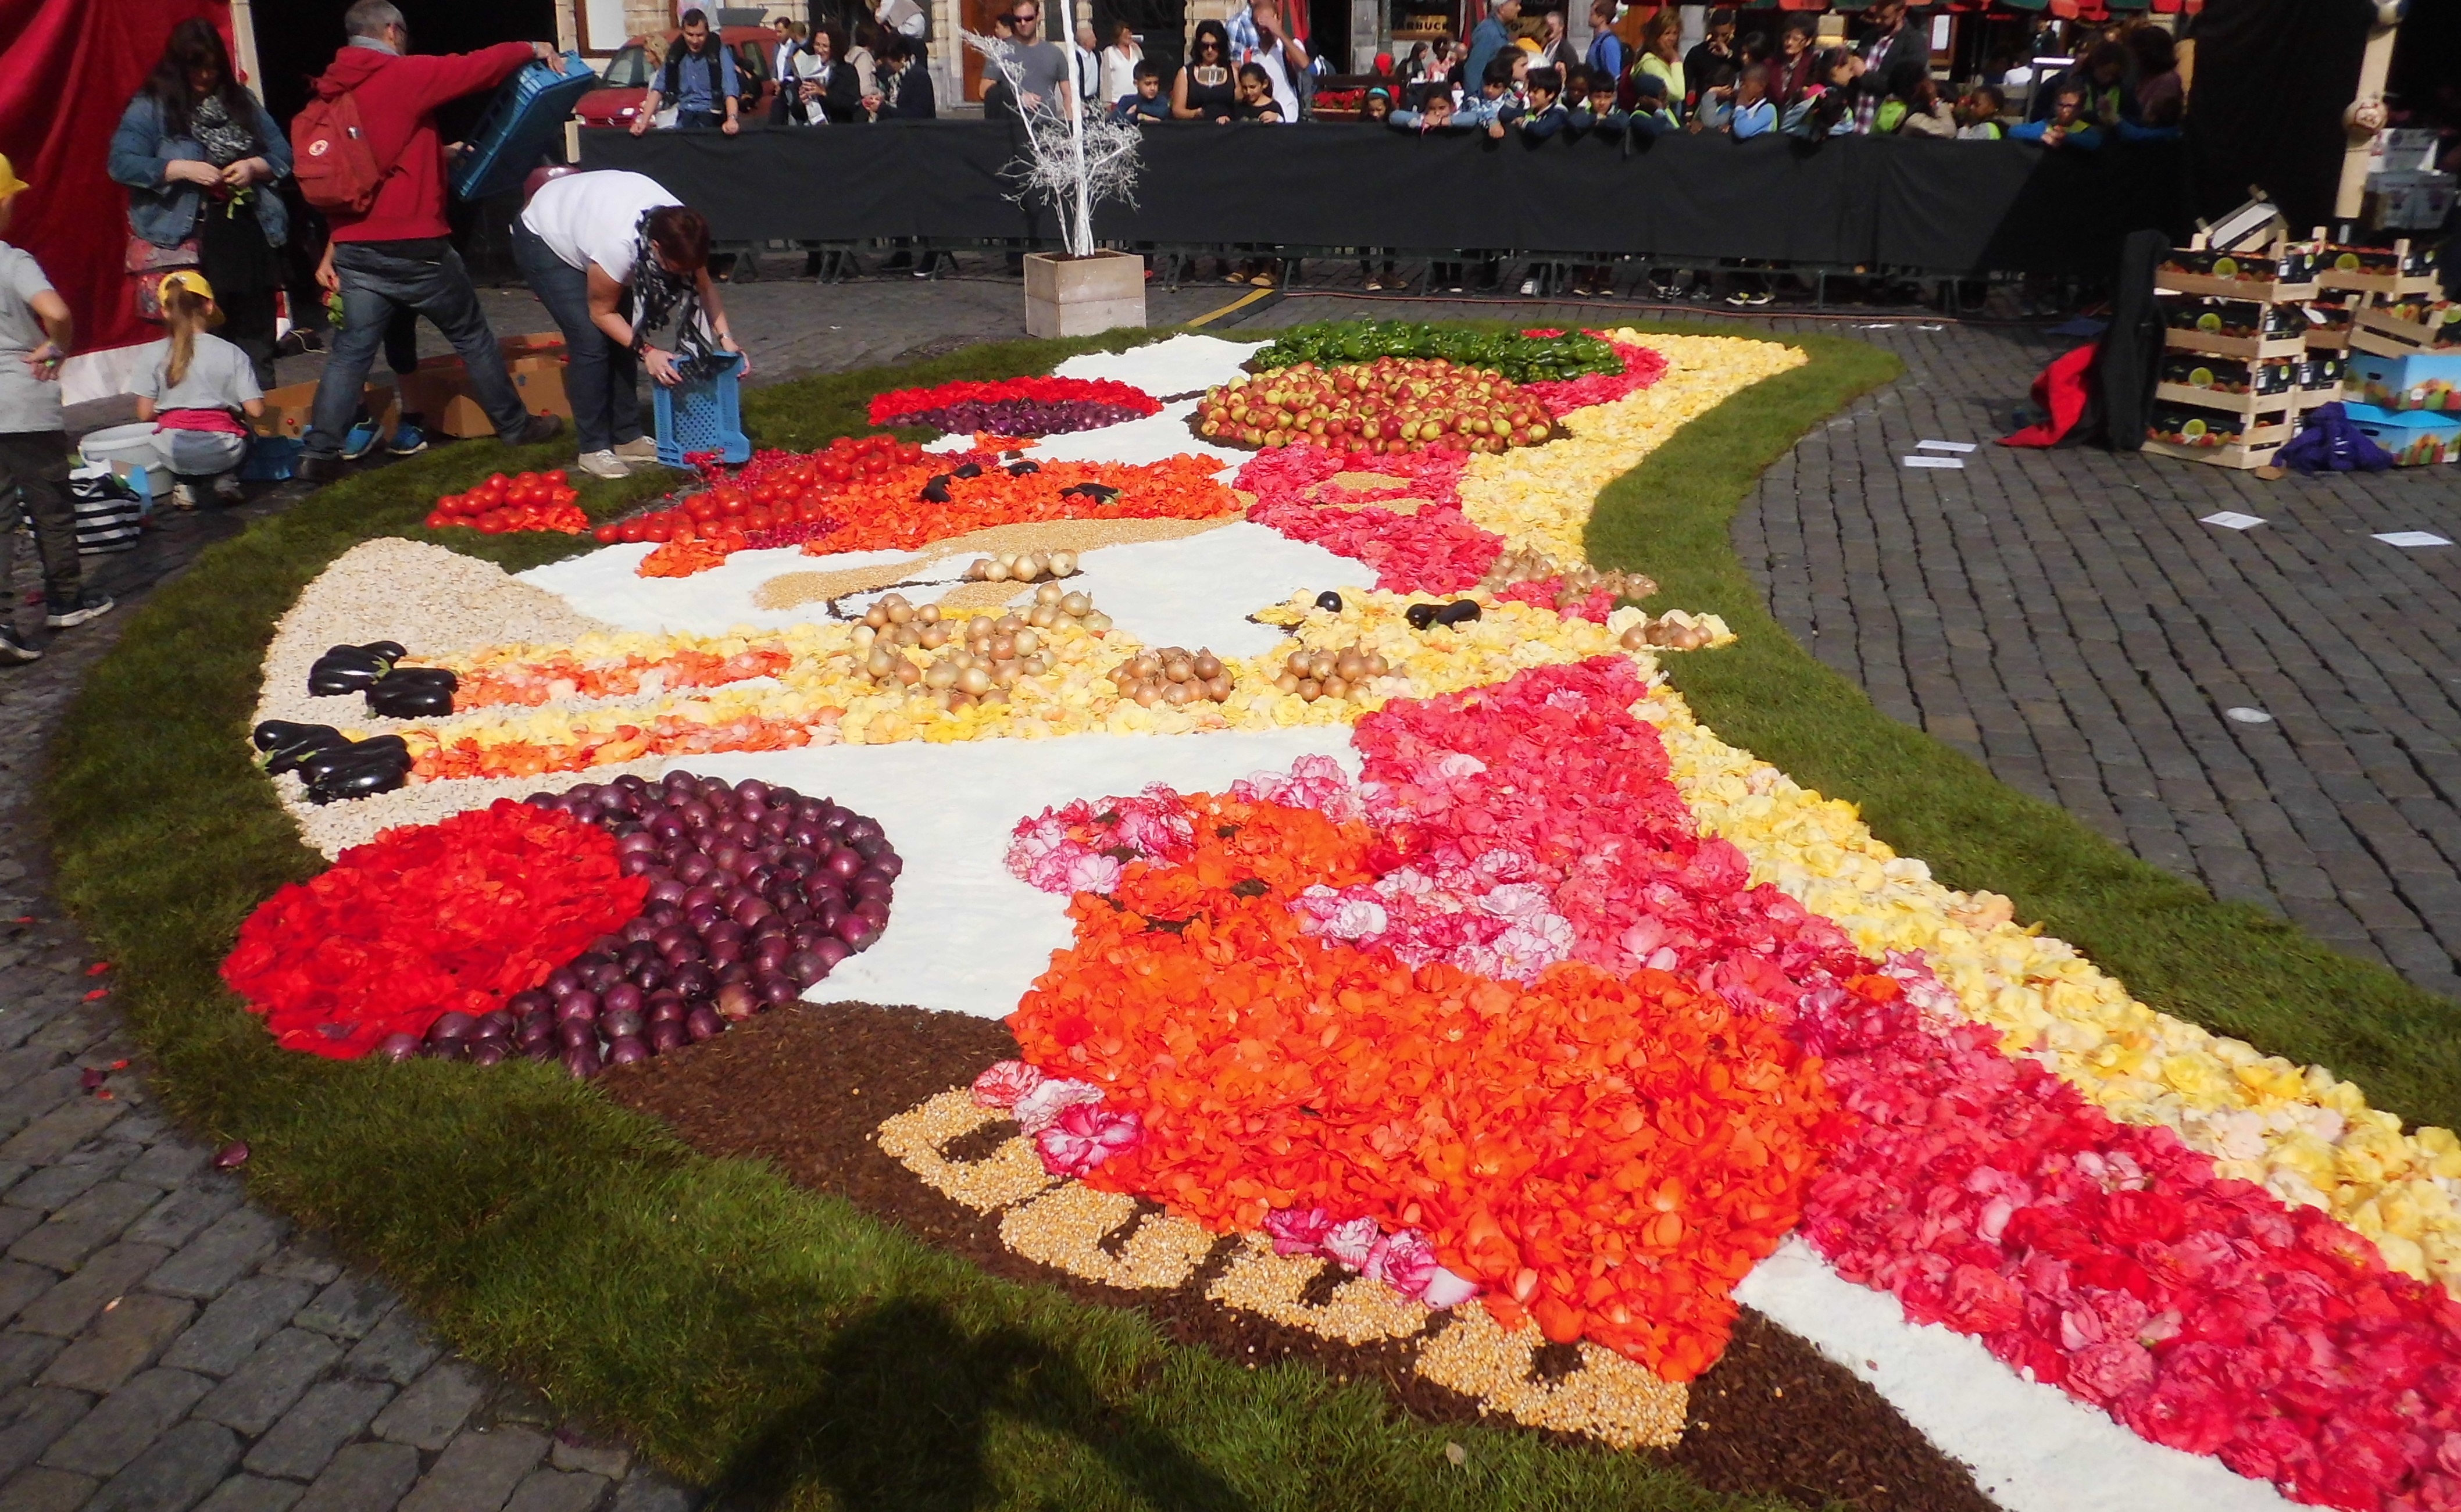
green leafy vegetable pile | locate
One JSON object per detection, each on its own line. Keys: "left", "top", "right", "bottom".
{"left": 1248, "top": 320, "right": 1622, "bottom": 383}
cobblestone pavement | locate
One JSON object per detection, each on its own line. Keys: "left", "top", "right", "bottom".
{"left": 9, "top": 275, "right": 2454, "bottom": 1512}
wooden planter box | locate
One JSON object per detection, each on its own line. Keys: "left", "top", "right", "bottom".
{"left": 1024, "top": 250, "right": 1146, "bottom": 339}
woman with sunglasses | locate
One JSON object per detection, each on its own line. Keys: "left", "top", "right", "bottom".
{"left": 1172, "top": 20, "right": 1238, "bottom": 121}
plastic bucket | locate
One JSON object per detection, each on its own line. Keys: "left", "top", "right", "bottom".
{"left": 77, "top": 423, "right": 172, "bottom": 495}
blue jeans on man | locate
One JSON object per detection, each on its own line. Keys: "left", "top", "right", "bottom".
{"left": 302, "top": 239, "right": 544, "bottom": 461}
{"left": 511, "top": 223, "right": 643, "bottom": 456}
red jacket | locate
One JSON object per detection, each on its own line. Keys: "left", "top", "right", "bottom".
{"left": 313, "top": 41, "right": 535, "bottom": 243}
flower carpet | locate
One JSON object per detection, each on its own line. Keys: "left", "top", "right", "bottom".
{"left": 224, "top": 329, "right": 2461, "bottom": 1512}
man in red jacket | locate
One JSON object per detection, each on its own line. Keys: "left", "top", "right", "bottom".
{"left": 299, "top": 0, "right": 564, "bottom": 480}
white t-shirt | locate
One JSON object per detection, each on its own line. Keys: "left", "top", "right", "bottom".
{"left": 1099, "top": 43, "right": 1141, "bottom": 105}
{"left": 135, "top": 331, "right": 263, "bottom": 412}
{"left": 518, "top": 170, "right": 684, "bottom": 285}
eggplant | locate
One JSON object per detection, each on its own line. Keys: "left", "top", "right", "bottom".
{"left": 1060, "top": 481, "right": 1120, "bottom": 502}
{"left": 367, "top": 684, "right": 456, "bottom": 719}
{"left": 1437, "top": 600, "right": 1483, "bottom": 626}
{"left": 1314, "top": 591, "right": 1344, "bottom": 613}
{"left": 308, "top": 656, "right": 386, "bottom": 697}
{"left": 952, "top": 462, "right": 984, "bottom": 479}
{"left": 919, "top": 475, "right": 953, "bottom": 504}
{"left": 1004, "top": 460, "right": 1040, "bottom": 476}
{"left": 1403, "top": 603, "right": 1442, "bottom": 631}
{"left": 306, "top": 756, "right": 410, "bottom": 805}
{"left": 359, "top": 641, "right": 406, "bottom": 662}
{"left": 296, "top": 735, "right": 407, "bottom": 785}
{"left": 366, "top": 666, "right": 459, "bottom": 719}
{"left": 253, "top": 719, "right": 333, "bottom": 753}
{"left": 263, "top": 726, "right": 351, "bottom": 777}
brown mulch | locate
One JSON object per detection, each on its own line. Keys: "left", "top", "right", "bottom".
{"left": 600, "top": 1001, "right": 1999, "bottom": 1512}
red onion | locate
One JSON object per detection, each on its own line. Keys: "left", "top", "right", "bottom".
{"left": 756, "top": 973, "right": 800, "bottom": 1005}
{"left": 684, "top": 904, "right": 722, "bottom": 932}
{"left": 674, "top": 799, "right": 713, "bottom": 830}
{"left": 607, "top": 1036, "right": 649, "bottom": 1067}
{"left": 649, "top": 1020, "right": 688, "bottom": 1053}
{"left": 833, "top": 914, "right": 876, "bottom": 948}
{"left": 556, "top": 1018, "right": 599, "bottom": 1051}
{"left": 714, "top": 960, "right": 750, "bottom": 988}
{"left": 426, "top": 1011, "right": 476, "bottom": 1042}
{"left": 424, "top": 1039, "right": 466, "bottom": 1061}
{"left": 646, "top": 993, "right": 688, "bottom": 1023}
{"left": 752, "top": 938, "right": 791, "bottom": 975}
{"left": 672, "top": 963, "right": 715, "bottom": 1000}
{"left": 680, "top": 882, "right": 723, "bottom": 914}
{"left": 648, "top": 812, "right": 687, "bottom": 842}
{"left": 545, "top": 967, "right": 583, "bottom": 999}
{"left": 556, "top": 991, "right": 601, "bottom": 1023}
{"left": 685, "top": 1006, "right": 723, "bottom": 1042}
{"left": 469, "top": 1042, "right": 508, "bottom": 1067}
{"left": 516, "top": 1017, "right": 555, "bottom": 1048}
{"left": 715, "top": 982, "right": 759, "bottom": 1021}
{"left": 710, "top": 844, "right": 749, "bottom": 876}
{"left": 785, "top": 950, "right": 831, "bottom": 986}
{"left": 508, "top": 989, "right": 551, "bottom": 1017}
{"left": 730, "top": 894, "right": 773, "bottom": 928}
{"left": 873, "top": 852, "right": 903, "bottom": 880}
{"left": 703, "top": 934, "right": 743, "bottom": 966}
{"left": 853, "top": 899, "right": 890, "bottom": 928}
{"left": 825, "top": 849, "right": 863, "bottom": 882}
{"left": 377, "top": 1032, "right": 421, "bottom": 1061}
{"left": 734, "top": 777, "right": 771, "bottom": 804}
{"left": 810, "top": 936, "right": 851, "bottom": 968}
{"left": 601, "top": 981, "right": 644, "bottom": 1018}
{"left": 599, "top": 1007, "right": 645, "bottom": 1040}
{"left": 563, "top": 1045, "right": 602, "bottom": 1079}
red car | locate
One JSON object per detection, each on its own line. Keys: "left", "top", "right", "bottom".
{"left": 570, "top": 27, "right": 780, "bottom": 129}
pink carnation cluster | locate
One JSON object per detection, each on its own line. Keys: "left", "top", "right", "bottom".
{"left": 1005, "top": 789, "right": 1197, "bottom": 896}
{"left": 970, "top": 1059, "right": 1143, "bottom": 1178}
{"left": 1788, "top": 968, "right": 2461, "bottom": 1512}
{"left": 1264, "top": 1206, "right": 1483, "bottom": 1307}
{"left": 1236, "top": 446, "right": 1501, "bottom": 594}
{"left": 1517, "top": 336, "right": 1670, "bottom": 417}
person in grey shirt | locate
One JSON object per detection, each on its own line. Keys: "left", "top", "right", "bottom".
{"left": 987, "top": 0, "right": 1073, "bottom": 120}
{"left": 0, "top": 154, "right": 112, "bottom": 664}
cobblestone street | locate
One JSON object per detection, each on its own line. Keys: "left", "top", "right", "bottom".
{"left": 2, "top": 274, "right": 2455, "bottom": 1511}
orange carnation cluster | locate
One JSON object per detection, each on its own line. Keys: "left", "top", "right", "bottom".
{"left": 409, "top": 711, "right": 828, "bottom": 782}
{"left": 1010, "top": 794, "right": 1838, "bottom": 1381}
{"left": 795, "top": 453, "right": 1240, "bottom": 557}
{"left": 451, "top": 645, "right": 792, "bottom": 710}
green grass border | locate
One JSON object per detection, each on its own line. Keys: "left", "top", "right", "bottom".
{"left": 40, "top": 321, "right": 2455, "bottom": 1510}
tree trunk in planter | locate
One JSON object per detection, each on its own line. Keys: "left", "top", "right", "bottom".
{"left": 1024, "top": 250, "right": 1147, "bottom": 338}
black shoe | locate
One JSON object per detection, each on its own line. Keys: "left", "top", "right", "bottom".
{"left": 45, "top": 589, "right": 115, "bottom": 630}
{"left": 295, "top": 452, "right": 345, "bottom": 483}
{"left": 0, "top": 625, "right": 37, "bottom": 666}
{"left": 510, "top": 414, "right": 564, "bottom": 447}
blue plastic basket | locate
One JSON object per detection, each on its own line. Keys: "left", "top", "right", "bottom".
{"left": 452, "top": 52, "right": 601, "bottom": 202}
{"left": 653, "top": 353, "right": 751, "bottom": 467}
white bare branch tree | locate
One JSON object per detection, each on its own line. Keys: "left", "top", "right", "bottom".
{"left": 963, "top": 31, "right": 1141, "bottom": 258}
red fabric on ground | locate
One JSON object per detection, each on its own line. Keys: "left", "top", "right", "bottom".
{"left": 0, "top": 0, "right": 227, "bottom": 359}
{"left": 2000, "top": 341, "right": 2098, "bottom": 448}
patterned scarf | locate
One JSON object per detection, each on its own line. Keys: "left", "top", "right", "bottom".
{"left": 626, "top": 212, "right": 727, "bottom": 379}
{"left": 190, "top": 93, "right": 259, "bottom": 167}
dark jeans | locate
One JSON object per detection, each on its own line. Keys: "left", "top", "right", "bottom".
{"left": 512, "top": 222, "right": 642, "bottom": 456}
{"left": 304, "top": 239, "right": 527, "bottom": 459}
{"left": 677, "top": 109, "right": 730, "bottom": 128}
{"left": 0, "top": 431, "right": 81, "bottom": 612}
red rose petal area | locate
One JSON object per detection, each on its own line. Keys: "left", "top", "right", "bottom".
{"left": 223, "top": 802, "right": 645, "bottom": 1059}
{"left": 224, "top": 774, "right": 900, "bottom": 1071}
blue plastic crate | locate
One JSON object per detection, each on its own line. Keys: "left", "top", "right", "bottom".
{"left": 653, "top": 354, "right": 751, "bottom": 467}
{"left": 452, "top": 52, "right": 601, "bottom": 202}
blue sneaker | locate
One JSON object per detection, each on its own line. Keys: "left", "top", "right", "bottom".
{"left": 387, "top": 422, "right": 428, "bottom": 457}
{"left": 341, "top": 420, "right": 382, "bottom": 460}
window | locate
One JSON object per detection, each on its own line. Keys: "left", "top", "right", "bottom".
{"left": 602, "top": 44, "right": 652, "bottom": 88}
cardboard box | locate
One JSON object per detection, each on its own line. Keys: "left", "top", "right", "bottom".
{"left": 2343, "top": 402, "right": 2461, "bottom": 466}
{"left": 2348, "top": 349, "right": 2461, "bottom": 413}
{"left": 394, "top": 333, "right": 573, "bottom": 439}
{"left": 2159, "top": 353, "right": 2294, "bottom": 396}
{"left": 253, "top": 379, "right": 393, "bottom": 440}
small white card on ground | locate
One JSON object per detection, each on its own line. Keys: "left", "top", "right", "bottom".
{"left": 2201, "top": 512, "right": 2266, "bottom": 530}
{"left": 1904, "top": 456, "right": 1965, "bottom": 469}
{"left": 2374, "top": 531, "right": 2453, "bottom": 548}
{"left": 1917, "top": 439, "right": 1977, "bottom": 453}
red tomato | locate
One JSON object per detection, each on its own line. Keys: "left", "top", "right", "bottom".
{"left": 594, "top": 524, "right": 620, "bottom": 544}
{"left": 744, "top": 506, "right": 773, "bottom": 532}
{"left": 685, "top": 495, "right": 721, "bottom": 522}
{"left": 476, "top": 514, "right": 507, "bottom": 534}
{"left": 544, "top": 469, "right": 567, "bottom": 487}
{"left": 616, "top": 520, "right": 644, "bottom": 543}
{"left": 717, "top": 494, "right": 746, "bottom": 518}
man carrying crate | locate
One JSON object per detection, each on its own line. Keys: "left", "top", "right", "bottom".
{"left": 294, "top": 0, "right": 565, "bottom": 482}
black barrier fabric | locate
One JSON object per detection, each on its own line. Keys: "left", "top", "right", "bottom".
{"left": 580, "top": 122, "right": 2189, "bottom": 275}
{"left": 2182, "top": 0, "right": 2373, "bottom": 231}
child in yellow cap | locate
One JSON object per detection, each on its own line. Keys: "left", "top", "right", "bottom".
{"left": 0, "top": 152, "right": 113, "bottom": 664}
{"left": 134, "top": 270, "right": 266, "bottom": 509}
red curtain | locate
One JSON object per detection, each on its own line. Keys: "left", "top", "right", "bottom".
{"left": 0, "top": 0, "right": 230, "bottom": 361}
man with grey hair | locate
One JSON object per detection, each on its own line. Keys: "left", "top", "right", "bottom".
{"left": 298, "top": 0, "right": 563, "bottom": 480}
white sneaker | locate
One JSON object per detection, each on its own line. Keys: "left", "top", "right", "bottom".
{"left": 212, "top": 472, "right": 244, "bottom": 502}
{"left": 613, "top": 435, "right": 661, "bottom": 462}
{"left": 170, "top": 481, "right": 201, "bottom": 511}
{"left": 1519, "top": 277, "right": 1540, "bottom": 296}
{"left": 577, "top": 449, "right": 630, "bottom": 480}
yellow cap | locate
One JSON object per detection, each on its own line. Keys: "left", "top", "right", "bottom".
{"left": 1515, "top": 36, "right": 1542, "bottom": 53}
{"left": 155, "top": 276, "right": 225, "bottom": 330}
{"left": 0, "top": 153, "right": 27, "bottom": 201}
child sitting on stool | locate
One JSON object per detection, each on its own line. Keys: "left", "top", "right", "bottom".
{"left": 134, "top": 271, "right": 265, "bottom": 510}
